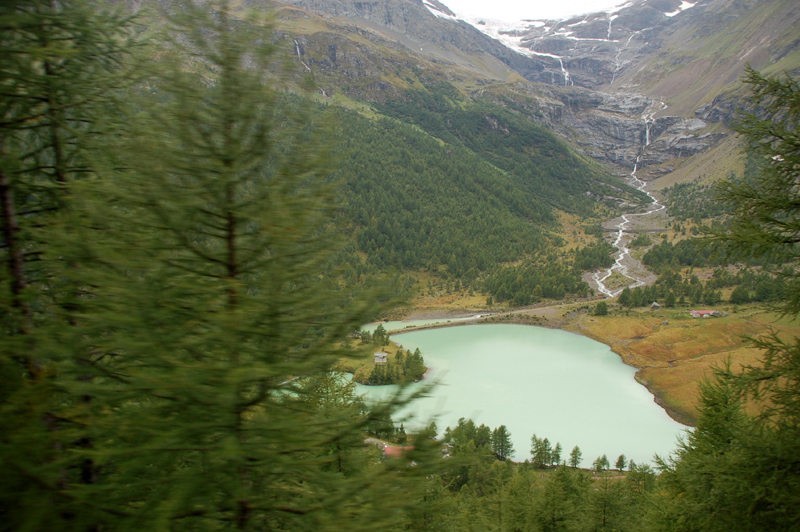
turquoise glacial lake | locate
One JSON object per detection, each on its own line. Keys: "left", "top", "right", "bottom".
{"left": 356, "top": 323, "right": 687, "bottom": 466}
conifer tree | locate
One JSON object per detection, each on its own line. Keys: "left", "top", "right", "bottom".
{"left": 1, "top": 1, "right": 136, "bottom": 528}
{"left": 490, "top": 425, "right": 514, "bottom": 461}
{"left": 71, "top": 1, "right": 433, "bottom": 527}
{"left": 533, "top": 466, "right": 588, "bottom": 530}
{"left": 3, "top": 0, "right": 433, "bottom": 528}
{"left": 552, "top": 442, "right": 563, "bottom": 466}
{"left": 569, "top": 445, "right": 582, "bottom": 468}
{"left": 655, "top": 69, "right": 800, "bottom": 530}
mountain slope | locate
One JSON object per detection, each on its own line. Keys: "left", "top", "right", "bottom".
{"left": 262, "top": 1, "right": 647, "bottom": 282}
{"left": 614, "top": 0, "right": 800, "bottom": 116}
{"left": 131, "top": 0, "right": 799, "bottom": 294}
{"left": 275, "top": 0, "right": 547, "bottom": 87}
{"left": 468, "top": 0, "right": 799, "bottom": 180}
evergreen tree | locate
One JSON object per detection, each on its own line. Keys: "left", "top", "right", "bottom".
{"left": 405, "top": 347, "right": 426, "bottom": 380}
{"left": 652, "top": 371, "right": 757, "bottom": 531}
{"left": 530, "top": 434, "right": 553, "bottom": 469}
{"left": 552, "top": 442, "right": 563, "bottom": 466}
{"left": 655, "top": 69, "right": 800, "bottom": 530}
{"left": 372, "top": 323, "right": 389, "bottom": 346}
{"left": 532, "top": 466, "right": 589, "bottom": 531}
{"left": 593, "top": 454, "right": 610, "bottom": 472}
{"left": 491, "top": 425, "right": 514, "bottom": 461}
{"left": 0, "top": 1, "right": 137, "bottom": 528}
{"left": 585, "top": 473, "right": 627, "bottom": 531}
{"left": 569, "top": 445, "right": 583, "bottom": 468}
{"left": 617, "top": 287, "right": 633, "bottom": 307}
{"left": 715, "top": 67, "right": 800, "bottom": 312}
{"left": 2, "top": 1, "right": 433, "bottom": 528}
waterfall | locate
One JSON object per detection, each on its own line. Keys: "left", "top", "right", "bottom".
{"left": 606, "top": 14, "right": 615, "bottom": 41}
{"left": 610, "top": 32, "right": 638, "bottom": 87}
{"left": 529, "top": 50, "right": 574, "bottom": 87}
{"left": 557, "top": 57, "right": 572, "bottom": 87}
{"left": 294, "top": 39, "right": 312, "bottom": 72}
{"left": 592, "top": 108, "right": 667, "bottom": 298}
{"left": 643, "top": 111, "right": 656, "bottom": 146}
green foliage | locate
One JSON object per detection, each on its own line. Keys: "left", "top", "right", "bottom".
{"left": 370, "top": 323, "right": 389, "bottom": 346}
{"left": 532, "top": 466, "right": 591, "bottom": 531}
{"left": 0, "top": 2, "right": 435, "bottom": 529}
{"left": 643, "top": 237, "right": 728, "bottom": 271}
{"left": 484, "top": 255, "right": 590, "bottom": 306}
{"left": 594, "top": 301, "right": 609, "bottom": 315}
{"left": 652, "top": 372, "right": 777, "bottom": 531}
{"left": 377, "top": 85, "right": 637, "bottom": 216}
{"left": 491, "top": 425, "right": 514, "bottom": 461}
{"left": 0, "top": 1, "right": 140, "bottom": 528}
{"left": 332, "top": 106, "right": 552, "bottom": 279}
{"left": 574, "top": 239, "right": 616, "bottom": 270}
{"left": 444, "top": 418, "right": 494, "bottom": 454}
{"left": 569, "top": 445, "right": 583, "bottom": 468}
{"left": 592, "top": 454, "right": 610, "bottom": 472}
{"left": 530, "top": 434, "right": 565, "bottom": 469}
{"left": 664, "top": 181, "right": 733, "bottom": 221}
{"left": 328, "top": 83, "right": 646, "bottom": 286}
{"left": 0, "top": 0, "right": 135, "bottom": 349}
{"left": 652, "top": 69, "right": 800, "bottom": 531}
{"left": 642, "top": 233, "right": 789, "bottom": 273}
{"left": 629, "top": 233, "right": 653, "bottom": 248}
{"left": 357, "top": 347, "right": 426, "bottom": 385}
{"left": 616, "top": 266, "right": 787, "bottom": 308}
{"left": 714, "top": 66, "right": 800, "bottom": 313}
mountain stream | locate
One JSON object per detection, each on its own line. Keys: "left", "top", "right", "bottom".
{"left": 591, "top": 109, "right": 667, "bottom": 297}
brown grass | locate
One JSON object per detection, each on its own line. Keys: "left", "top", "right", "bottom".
{"left": 566, "top": 306, "right": 800, "bottom": 424}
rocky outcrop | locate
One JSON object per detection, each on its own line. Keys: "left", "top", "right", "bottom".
{"left": 278, "top": 0, "right": 549, "bottom": 79}
{"left": 273, "top": 0, "right": 797, "bottom": 182}
{"left": 511, "top": 87, "right": 721, "bottom": 175}
{"left": 499, "top": 0, "right": 693, "bottom": 90}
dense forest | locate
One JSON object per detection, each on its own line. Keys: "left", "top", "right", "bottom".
{"left": 2, "top": 0, "right": 799, "bottom": 529}
{"left": 615, "top": 266, "right": 789, "bottom": 308}
{"left": 333, "top": 108, "right": 552, "bottom": 278}
{"left": 327, "top": 76, "right": 647, "bottom": 292}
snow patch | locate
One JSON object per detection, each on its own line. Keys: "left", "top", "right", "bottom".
{"left": 465, "top": 18, "right": 545, "bottom": 56}
{"left": 423, "top": 0, "right": 458, "bottom": 20}
{"left": 665, "top": 1, "right": 696, "bottom": 17}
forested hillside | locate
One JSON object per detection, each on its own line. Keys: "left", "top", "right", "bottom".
{"left": 330, "top": 91, "right": 640, "bottom": 287}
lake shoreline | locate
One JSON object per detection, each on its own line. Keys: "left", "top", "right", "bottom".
{"left": 360, "top": 319, "right": 687, "bottom": 466}
{"left": 393, "top": 303, "right": 696, "bottom": 427}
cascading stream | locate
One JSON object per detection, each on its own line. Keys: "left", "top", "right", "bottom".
{"left": 294, "top": 39, "right": 312, "bottom": 72}
{"left": 592, "top": 109, "right": 666, "bottom": 298}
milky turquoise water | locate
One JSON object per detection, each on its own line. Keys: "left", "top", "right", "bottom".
{"left": 355, "top": 323, "right": 687, "bottom": 466}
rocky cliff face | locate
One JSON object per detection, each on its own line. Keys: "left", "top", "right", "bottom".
{"left": 277, "top": 0, "right": 549, "bottom": 81}
{"left": 469, "top": 0, "right": 797, "bottom": 176}
{"left": 488, "top": 84, "right": 724, "bottom": 178}
{"left": 273, "top": 0, "right": 797, "bottom": 180}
